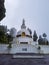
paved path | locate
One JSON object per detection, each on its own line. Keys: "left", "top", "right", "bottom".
{"left": 0, "top": 54, "right": 49, "bottom": 65}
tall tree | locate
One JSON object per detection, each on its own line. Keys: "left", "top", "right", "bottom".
{"left": 38, "top": 35, "right": 43, "bottom": 45}
{"left": 6, "top": 34, "right": 13, "bottom": 44}
{"left": 0, "top": 0, "right": 6, "bottom": 21}
{"left": 33, "top": 30, "right": 38, "bottom": 41}
{"left": 38, "top": 34, "right": 48, "bottom": 45}
{"left": 0, "top": 30, "right": 8, "bottom": 43}
{"left": 27, "top": 28, "right": 32, "bottom": 35}
{"left": 42, "top": 33, "right": 48, "bottom": 45}
{"left": 43, "top": 33, "right": 47, "bottom": 38}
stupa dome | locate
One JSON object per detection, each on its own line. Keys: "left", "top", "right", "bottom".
{"left": 17, "top": 29, "right": 30, "bottom": 36}
{"left": 16, "top": 19, "right": 32, "bottom": 38}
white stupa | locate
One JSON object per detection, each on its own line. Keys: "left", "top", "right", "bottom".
{"left": 16, "top": 19, "right": 33, "bottom": 44}
{"left": 12, "top": 19, "right": 38, "bottom": 54}
{"left": 0, "top": 19, "right": 49, "bottom": 56}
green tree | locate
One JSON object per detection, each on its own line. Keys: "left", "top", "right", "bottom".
{"left": 27, "top": 28, "right": 32, "bottom": 35}
{"left": 38, "top": 35, "right": 43, "bottom": 45}
{"left": 42, "top": 33, "right": 48, "bottom": 45}
{"left": 7, "top": 34, "right": 13, "bottom": 44}
{"left": 7, "top": 34, "right": 13, "bottom": 53}
{"left": 38, "top": 34, "right": 49, "bottom": 45}
{"left": 0, "top": 30, "right": 8, "bottom": 43}
{"left": 33, "top": 30, "right": 38, "bottom": 41}
{"left": 0, "top": 0, "right": 6, "bottom": 21}
{"left": 43, "top": 33, "right": 47, "bottom": 38}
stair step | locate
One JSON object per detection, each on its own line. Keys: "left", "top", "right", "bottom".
{"left": 13, "top": 55, "right": 44, "bottom": 59}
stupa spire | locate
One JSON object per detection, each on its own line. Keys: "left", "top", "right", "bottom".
{"left": 21, "top": 19, "right": 26, "bottom": 29}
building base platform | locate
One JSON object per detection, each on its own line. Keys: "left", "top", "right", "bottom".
{"left": 12, "top": 53, "right": 44, "bottom": 59}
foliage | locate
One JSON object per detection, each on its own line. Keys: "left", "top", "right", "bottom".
{"left": 0, "top": 30, "right": 8, "bottom": 43}
{"left": 38, "top": 35, "right": 43, "bottom": 45}
{"left": 38, "top": 35, "right": 49, "bottom": 45}
{"left": 33, "top": 30, "right": 38, "bottom": 41}
{"left": 6, "top": 34, "right": 13, "bottom": 44}
{"left": 0, "top": 27, "right": 13, "bottom": 44}
{"left": 38, "top": 46, "right": 41, "bottom": 50}
{"left": 27, "top": 28, "right": 32, "bottom": 35}
{"left": 8, "top": 43, "right": 12, "bottom": 48}
{"left": 0, "top": 0, "right": 6, "bottom": 21}
{"left": 43, "top": 33, "right": 47, "bottom": 38}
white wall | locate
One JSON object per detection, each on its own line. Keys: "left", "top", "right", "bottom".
{"left": 16, "top": 37, "right": 33, "bottom": 44}
{"left": 0, "top": 44, "right": 49, "bottom": 54}
{"left": 39, "top": 45, "right": 49, "bottom": 54}
{"left": 10, "top": 44, "right": 49, "bottom": 54}
{"left": 10, "top": 44, "right": 38, "bottom": 53}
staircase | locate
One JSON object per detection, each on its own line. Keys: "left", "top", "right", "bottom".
{"left": 12, "top": 53, "right": 44, "bottom": 59}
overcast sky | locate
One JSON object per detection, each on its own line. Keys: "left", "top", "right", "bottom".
{"left": 1, "top": 0, "right": 49, "bottom": 39}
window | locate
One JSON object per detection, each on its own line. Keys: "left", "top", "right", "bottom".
{"left": 22, "top": 48, "right": 27, "bottom": 51}
{"left": 20, "top": 42, "right": 28, "bottom": 44}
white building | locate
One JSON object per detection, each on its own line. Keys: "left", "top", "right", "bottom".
{"left": 16, "top": 19, "right": 33, "bottom": 45}
{"left": 11, "top": 19, "right": 49, "bottom": 55}
{"left": 11, "top": 19, "right": 41, "bottom": 54}
{"left": 0, "top": 19, "right": 49, "bottom": 56}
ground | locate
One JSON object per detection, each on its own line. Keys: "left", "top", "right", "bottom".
{"left": 0, "top": 54, "right": 49, "bottom": 65}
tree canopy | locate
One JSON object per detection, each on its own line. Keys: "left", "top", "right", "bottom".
{"left": 0, "top": 0, "right": 6, "bottom": 21}
{"left": 33, "top": 30, "right": 38, "bottom": 41}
